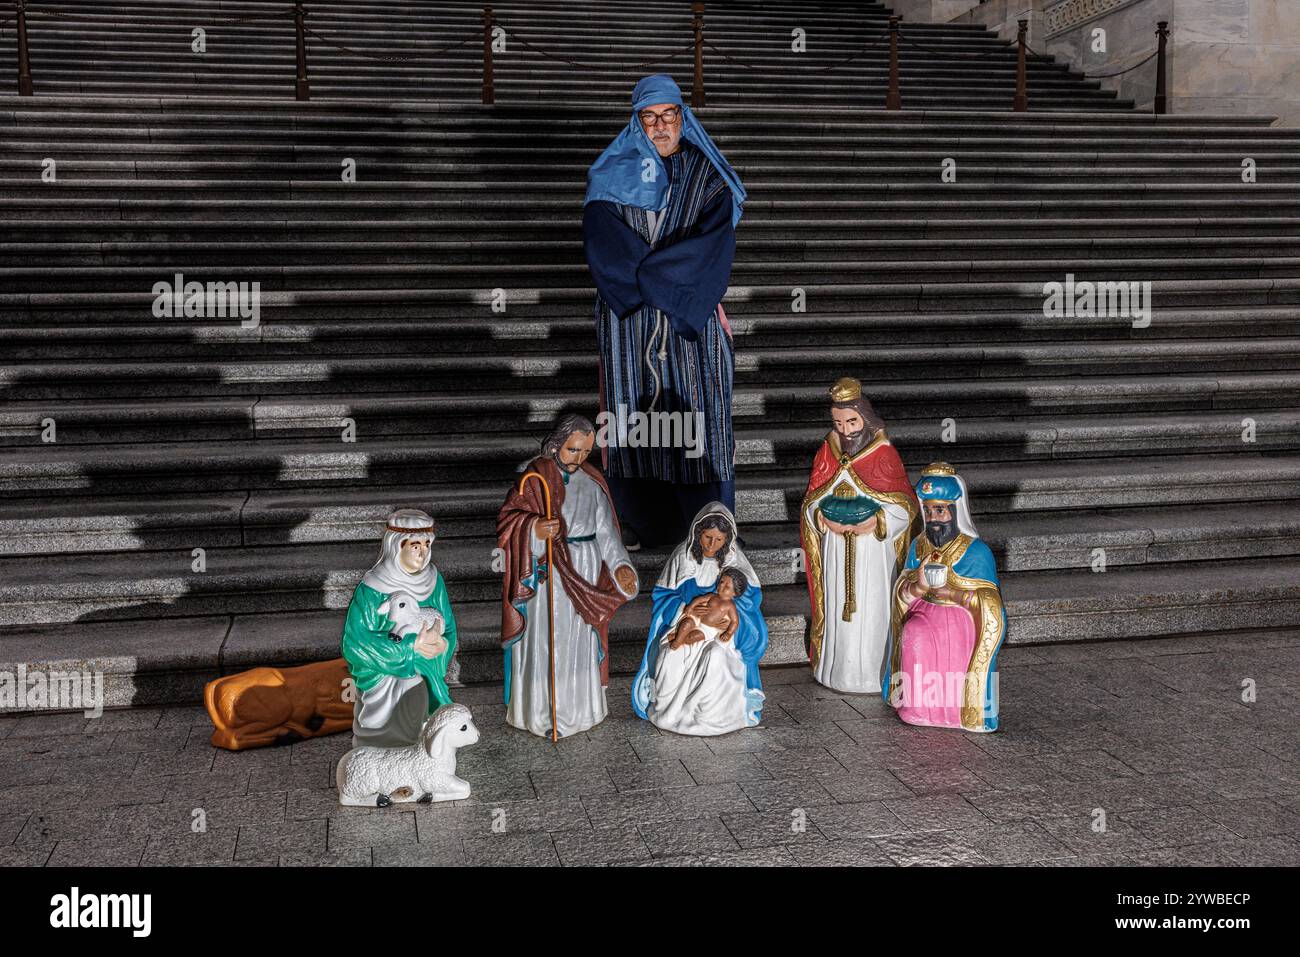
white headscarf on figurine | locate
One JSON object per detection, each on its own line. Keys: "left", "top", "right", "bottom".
{"left": 362, "top": 508, "right": 438, "bottom": 602}
{"left": 916, "top": 464, "right": 980, "bottom": 539}
{"left": 656, "top": 502, "right": 760, "bottom": 589}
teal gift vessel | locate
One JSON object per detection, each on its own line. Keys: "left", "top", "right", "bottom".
{"left": 819, "top": 493, "right": 881, "bottom": 526}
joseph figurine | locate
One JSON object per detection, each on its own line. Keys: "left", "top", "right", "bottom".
{"left": 497, "top": 415, "right": 639, "bottom": 738}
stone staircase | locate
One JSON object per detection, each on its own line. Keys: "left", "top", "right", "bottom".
{"left": 1, "top": 0, "right": 1130, "bottom": 109}
{"left": 1, "top": 0, "right": 1299, "bottom": 709}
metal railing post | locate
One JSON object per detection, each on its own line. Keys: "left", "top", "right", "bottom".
{"left": 1154, "top": 20, "right": 1169, "bottom": 115}
{"left": 17, "top": 0, "right": 33, "bottom": 96}
{"left": 293, "top": 1, "right": 310, "bottom": 100}
{"left": 692, "top": 2, "right": 705, "bottom": 109}
{"left": 886, "top": 16, "right": 900, "bottom": 110}
{"left": 1013, "top": 18, "right": 1028, "bottom": 112}
{"left": 482, "top": 5, "right": 494, "bottom": 104}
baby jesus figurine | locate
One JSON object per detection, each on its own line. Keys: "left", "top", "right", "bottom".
{"left": 667, "top": 568, "right": 746, "bottom": 650}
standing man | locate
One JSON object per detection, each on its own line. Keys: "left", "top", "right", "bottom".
{"left": 800, "top": 378, "right": 920, "bottom": 694}
{"left": 583, "top": 73, "right": 747, "bottom": 549}
{"left": 497, "top": 414, "right": 639, "bottom": 738}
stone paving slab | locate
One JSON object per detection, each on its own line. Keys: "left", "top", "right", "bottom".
{"left": 0, "top": 640, "right": 1297, "bottom": 867}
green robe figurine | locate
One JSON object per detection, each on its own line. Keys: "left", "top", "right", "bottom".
{"left": 341, "top": 509, "right": 459, "bottom": 748}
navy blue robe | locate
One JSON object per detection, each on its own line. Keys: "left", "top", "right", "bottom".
{"left": 582, "top": 139, "right": 737, "bottom": 486}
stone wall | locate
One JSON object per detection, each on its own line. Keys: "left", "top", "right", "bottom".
{"left": 887, "top": 0, "right": 985, "bottom": 24}
{"left": 950, "top": 0, "right": 1050, "bottom": 44}
{"left": 944, "top": 0, "right": 1298, "bottom": 126}
{"left": 1164, "top": 0, "right": 1299, "bottom": 127}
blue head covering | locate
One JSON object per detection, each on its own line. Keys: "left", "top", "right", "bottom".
{"left": 916, "top": 474, "right": 963, "bottom": 503}
{"left": 584, "top": 74, "right": 746, "bottom": 229}
{"left": 914, "top": 462, "right": 981, "bottom": 540}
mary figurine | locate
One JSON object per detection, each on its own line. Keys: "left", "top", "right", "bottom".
{"left": 631, "top": 503, "right": 768, "bottom": 734}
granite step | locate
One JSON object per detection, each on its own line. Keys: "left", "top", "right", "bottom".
{"left": 7, "top": 147, "right": 1296, "bottom": 171}
{"left": 7, "top": 307, "right": 1300, "bottom": 363}
{"left": 10, "top": 133, "right": 1124, "bottom": 156}
{"left": 21, "top": 97, "right": 1231, "bottom": 118}
{"left": 10, "top": 101, "right": 1222, "bottom": 125}
{"left": 1, "top": 107, "right": 1282, "bottom": 129}
{"left": 5, "top": 218, "right": 1299, "bottom": 249}
{"left": 0, "top": 413, "right": 1295, "bottom": 503}
{"left": 4, "top": 554, "right": 1298, "bottom": 707}
{"left": 0, "top": 459, "right": 1295, "bottom": 572}
{"left": 7, "top": 115, "right": 1296, "bottom": 148}
{"left": 8, "top": 235, "right": 1300, "bottom": 270}
{"left": 6, "top": 334, "right": 1300, "bottom": 401}
{"left": 6, "top": 124, "right": 1292, "bottom": 151}
{"left": 6, "top": 457, "right": 1296, "bottom": 553}
{"left": 6, "top": 78, "right": 1126, "bottom": 111}
{"left": 2, "top": 508, "right": 1299, "bottom": 625}
{"left": 5, "top": 159, "right": 1298, "bottom": 189}
{"left": 9, "top": 197, "right": 1299, "bottom": 225}
{"left": 5, "top": 256, "right": 1299, "bottom": 298}
{"left": 5, "top": 276, "right": 1295, "bottom": 324}
{"left": 4, "top": 370, "right": 1299, "bottom": 447}
{"left": 7, "top": 179, "right": 1299, "bottom": 206}
{"left": 6, "top": 159, "right": 1300, "bottom": 186}
{"left": 5, "top": 56, "right": 1105, "bottom": 82}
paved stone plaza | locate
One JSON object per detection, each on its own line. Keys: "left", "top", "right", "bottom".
{"left": 1, "top": 629, "right": 1296, "bottom": 868}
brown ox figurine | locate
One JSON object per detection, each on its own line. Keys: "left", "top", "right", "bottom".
{"left": 205, "top": 658, "right": 353, "bottom": 751}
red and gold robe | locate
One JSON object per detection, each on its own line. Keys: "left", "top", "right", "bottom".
{"left": 799, "top": 429, "right": 921, "bottom": 687}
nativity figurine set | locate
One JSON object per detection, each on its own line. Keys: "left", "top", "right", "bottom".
{"left": 200, "top": 74, "right": 1006, "bottom": 808}
{"left": 202, "top": 381, "right": 1006, "bottom": 808}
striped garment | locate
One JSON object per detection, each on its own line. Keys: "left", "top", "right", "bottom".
{"left": 593, "top": 140, "right": 736, "bottom": 484}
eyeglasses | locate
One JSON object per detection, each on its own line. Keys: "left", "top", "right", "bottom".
{"left": 638, "top": 107, "right": 681, "bottom": 127}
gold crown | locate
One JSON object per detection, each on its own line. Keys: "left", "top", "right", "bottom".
{"left": 829, "top": 377, "right": 862, "bottom": 403}
{"left": 921, "top": 462, "right": 957, "bottom": 477}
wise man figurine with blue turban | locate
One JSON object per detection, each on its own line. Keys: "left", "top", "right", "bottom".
{"left": 583, "top": 73, "right": 746, "bottom": 550}
{"left": 883, "top": 463, "right": 1008, "bottom": 732}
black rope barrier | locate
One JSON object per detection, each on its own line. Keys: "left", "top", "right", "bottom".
{"left": 895, "top": 30, "right": 1019, "bottom": 59}
{"left": 12, "top": 5, "right": 294, "bottom": 26}
{"left": 1081, "top": 49, "right": 1159, "bottom": 79}
{"left": 1024, "top": 42, "right": 1159, "bottom": 80}
{"left": 303, "top": 23, "right": 478, "bottom": 61}
{"left": 701, "top": 31, "right": 890, "bottom": 73}
{"left": 16, "top": 7, "right": 81, "bottom": 19}
{"left": 493, "top": 18, "right": 695, "bottom": 71}
{"left": 206, "top": 9, "right": 296, "bottom": 25}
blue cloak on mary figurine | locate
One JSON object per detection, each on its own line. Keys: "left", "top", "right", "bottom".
{"left": 632, "top": 503, "right": 768, "bottom": 735}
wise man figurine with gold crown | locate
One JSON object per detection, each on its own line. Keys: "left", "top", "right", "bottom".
{"left": 800, "top": 378, "right": 920, "bottom": 694}
{"left": 883, "top": 463, "right": 1007, "bottom": 732}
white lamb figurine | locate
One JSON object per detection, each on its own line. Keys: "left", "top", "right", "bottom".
{"left": 336, "top": 703, "right": 479, "bottom": 807}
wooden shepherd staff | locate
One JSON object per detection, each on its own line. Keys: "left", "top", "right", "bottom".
{"left": 517, "top": 471, "right": 558, "bottom": 742}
